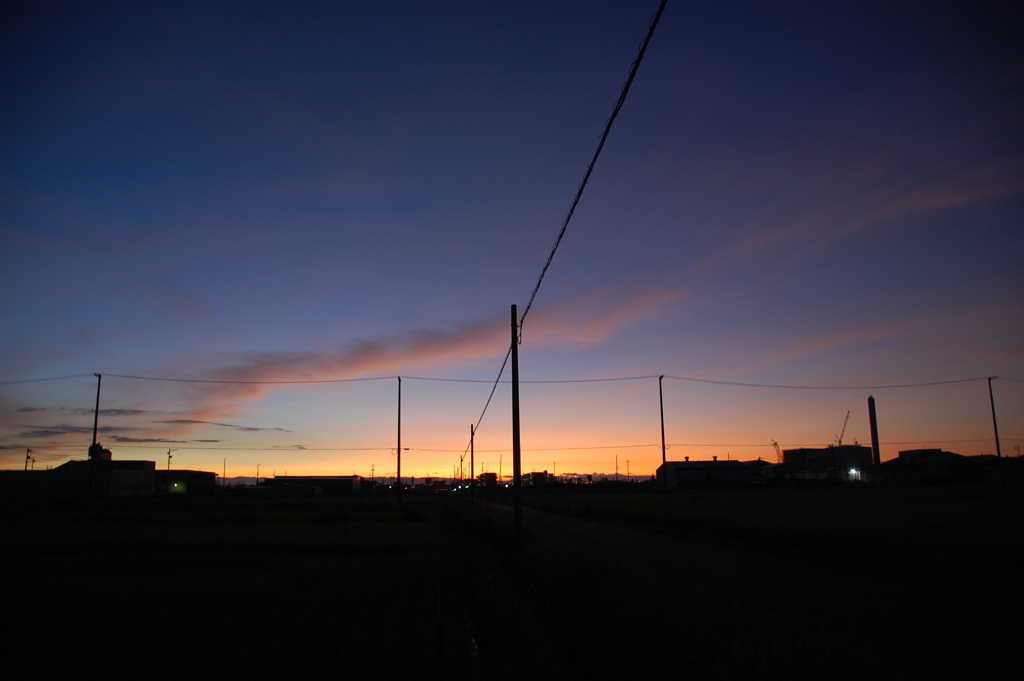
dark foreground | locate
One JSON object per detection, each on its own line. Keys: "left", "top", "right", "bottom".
{"left": 3, "top": 486, "right": 1021, "bottom": 679}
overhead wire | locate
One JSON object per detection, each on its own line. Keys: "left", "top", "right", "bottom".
{"left": 0, "top": 374, "right": 94, "bottom": 386}
{"left": 2, "top": 371, "right": 1011, "bottom": 388}
{"left": 3, "top": 371, "right": 1006, "bottom": 388}
{"left": 465, "top": 0, "right": 669, "bottom": 451}
{"left": 663, "top": 375, "right": 992, "bottom": 390}
{"left": 104, "top": 373, "right": 394, "bottom": 385}
{"left": 518, "top": 0, "right": 668, "bottom": 340}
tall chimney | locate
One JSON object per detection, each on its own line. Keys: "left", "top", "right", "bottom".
{"left": 868, "top": 396, "right": 881, "bottom": 466}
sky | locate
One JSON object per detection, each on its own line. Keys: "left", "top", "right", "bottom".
{"left": 2, "top": 1, "right": 1022, "bottom": 479}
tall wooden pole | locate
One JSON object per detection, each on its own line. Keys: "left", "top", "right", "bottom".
{"left": 868, "top": 396, "right": 881, "bottom": 466}
{"left": 659, "top": 375, "right": 666, "bottom": 466}
{"left": 397, "top": 376, "right": 403, "bottom": 500}
{"left": 988, "top": 377, "right": 1002, "bottom": 458}
{"left": 511, "top": 305, "right": 522, "bottom": 538}
{"left": 91, "top": 373, "right": 102, "bottom": 447}
{"left": 470, "top": 424, "right": 475, "bottom": 505}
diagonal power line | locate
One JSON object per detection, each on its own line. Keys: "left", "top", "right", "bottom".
{"left": 517, "top": 0, "right": 669, "bottom": 339}
{"left": 469, "top": 0, "right": 670, "bottom": 447}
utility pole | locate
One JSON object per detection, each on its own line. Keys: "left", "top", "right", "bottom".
{"left": 24, "top": 448, "right": 31, "bottom": 471}
{"left": 223, "top": 458, "right": 226, "bottom": 487}
{"left": 988, "top": 377, "right": 1002, "bottom": 458}
{"left": 470, "top": 424, "right": 475, "bottom": 505}
{"left": 167, "top": 448, "right": 173, "bottom": 470}
{"left": 256, "top": 463, "right": 260, "bottom": 484}
{"left": 510, "top": 305, "right": 522, "bottom": 539}
{"left": 397, "top": 376, "right": 402, "bottom": 501}
{"left": 659, "top": 375, "right": 667, "bottom": 498}
{"left": 659, "top": 375, "right": 667, "bottom": 466}
{"left": 91, "top": 373, "right": 102, "bottom": 447}
{"left": 868, "top": 396, "right": 881, "bottom": 466}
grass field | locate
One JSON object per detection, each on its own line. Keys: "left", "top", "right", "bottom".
{"left": 518, "top": 484, "right": 1024, "bottom": 583}
{"left": 2, "top": 497, "right": 474, "bottom": 678}
{"left": 3, "top": 485, "right": 1022, "bottom": 679}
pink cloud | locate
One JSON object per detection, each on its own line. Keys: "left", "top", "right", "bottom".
{"left": 133, "top": 285, "right": 685, "bottom": 430}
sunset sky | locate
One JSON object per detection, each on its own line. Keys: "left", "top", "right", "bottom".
{"left": 2, "top": 1, "right": 1022, "bottom": 479}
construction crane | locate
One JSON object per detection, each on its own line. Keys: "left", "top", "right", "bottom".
{"left": 771, "top": 439, "right": 784, "bottom": 464}
{"left": 835, "top": 411, "right": 851, "bottom": 446}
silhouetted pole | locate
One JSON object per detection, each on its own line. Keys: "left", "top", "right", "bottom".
{"left": 397, "top": 376, "right": 403, "bottom": 500}
{"left": 91, "top": 373, "right": 102, "bottom": 446}
{"left": 24, "top": 448, "right": 31, "bottom": 471}
{"left": 659, "top": 375, "right": 666, "bottom": 466}
{"left": 659, "top": 375, "right": 667, "bottom": 497}
{"left": 868, "top": 396, "right": 881, "bottom": 466}
{"left": 511, "top": 304, "right": 522, "bottom": 539}
{"left": 988, "top": 376, "right": 1002, "bottom": 458}
{"left": 470, "top": 424, "right": 475, "bottom": 505}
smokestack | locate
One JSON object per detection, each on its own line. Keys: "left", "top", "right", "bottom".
{"left": 868, "top": 396, "right": 881, "bottom": 466}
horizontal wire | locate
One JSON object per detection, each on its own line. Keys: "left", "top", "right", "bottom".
{"left": 664, "top": 375, "right": 990, "bottom": 390}
{"left": 2, "top": 372, "right": 1007, "bottom": 389}
{"left": 0, "top": 374, "right": 94, "bottom": 386}
{"left": 406, "top": 373, "right": 658, "bottom": 384}
{"left": 104, "top": 373, "right": 394, "bottom": 385}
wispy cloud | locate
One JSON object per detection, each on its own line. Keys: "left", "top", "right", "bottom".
{"left": 16, "top": 424, "right": 138, "bottom": 439}
{"left": 0, "top": 287, "right": 683, "bottom": 451}
{"left": 158, "top": 419, "right": 291, "bottom": 433}
{"left": 68, "top": 408, "right": 150, "bottom": 417}
{"left": 111, "top": 436, "right": 189, "bottom": 444}
{"left": 112, "top": 286, "right": 684, "bottom": 433}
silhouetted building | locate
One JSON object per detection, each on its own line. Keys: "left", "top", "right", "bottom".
{"left": 477, "top": 472, "right": 498, "bottom": 487}
{"left": 893, "top": 449, "right": 964, "bottom": 464}
{"left": 266, "top": 475, "right": 361, "bottom": 496}
{"left": 865, "top": 449, "right": 978, "bottom": 485}
{"left": 523, "top": 471, "right": 550, "bottom": 486}
{"left": 155, "top": 469, "right": 217, "bottom": 495}
{"left": 782, "top": 445, "right": 872, "bottom": 481}
{"left": 657, "top": 458, "right": 762, "bottom": 490}
{"left": 0, "top": 457, "right": 155, "bottom": 498}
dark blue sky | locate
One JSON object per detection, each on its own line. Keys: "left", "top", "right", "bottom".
{"left": 2, "top": 1, "right": 1022, "bottom": 474}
